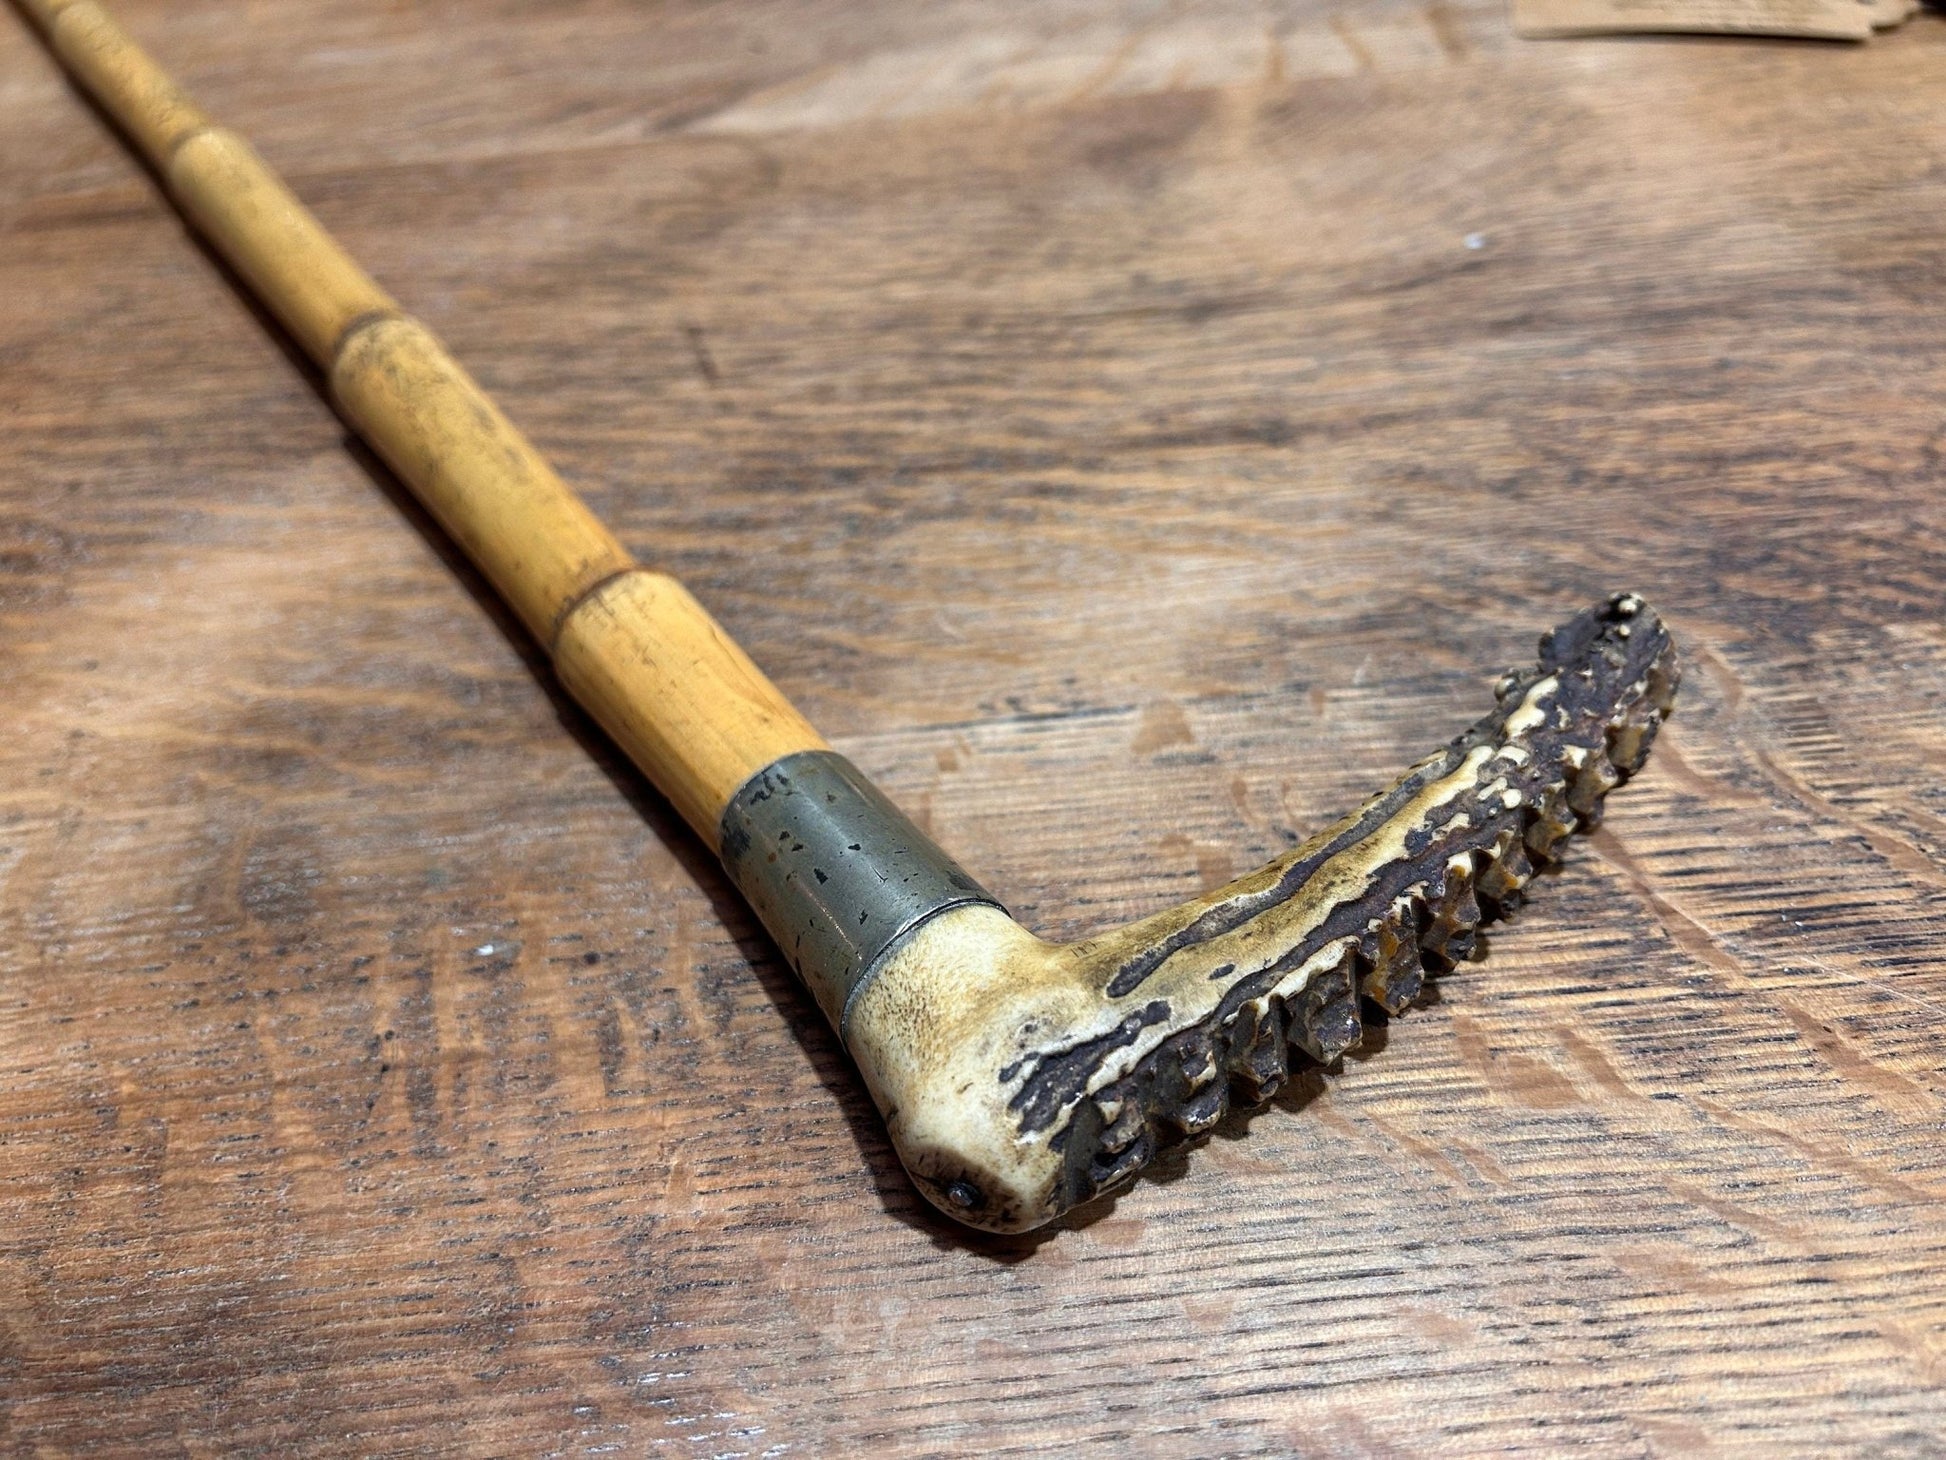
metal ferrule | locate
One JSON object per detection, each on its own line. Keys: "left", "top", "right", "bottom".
{"left": 717, "top": 750, "right": 1002, "bottom": 1036}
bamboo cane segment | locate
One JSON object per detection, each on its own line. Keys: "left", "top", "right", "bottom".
{"left": 330, "top": 317, "right": 637, "bottom": 645}
{"left": 30, "top": 0, "right": 204, "bottom": 161}
{"left": 554, "top": 573, "right": 829, "bottom": 846}
{"left": 31, "top": 2, "right": 397, "bottom": 368}
{"left": 168, "top": 128, "right": 400, "bottom": 367}
{"left": 21, "top": 0, "right": 828, "bottom": 839}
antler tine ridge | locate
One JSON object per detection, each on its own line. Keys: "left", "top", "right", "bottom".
{"left": 847, "top": 594, "right": 1679, "bottom": 1231}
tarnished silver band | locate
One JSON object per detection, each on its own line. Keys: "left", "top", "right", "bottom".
{"left": 718, "top": 750, "right": 1002, "bottom": 1035}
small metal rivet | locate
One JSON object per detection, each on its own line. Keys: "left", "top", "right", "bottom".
{"left": 945, "top": 1180, "right": 981, "bottom": 1208}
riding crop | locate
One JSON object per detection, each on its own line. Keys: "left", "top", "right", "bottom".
{"left": 16, "top": 0, "right": 1680, "bottom": 1233}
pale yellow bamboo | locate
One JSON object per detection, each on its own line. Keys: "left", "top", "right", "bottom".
{"left": 168, "top": 127, "right": 400, "bottom": 368}
{"left": 19, "top": 0, "right": 826, "bottom": 847}
{"left": 554, "top": 573, "right": 836, "bottom": 843}
{"left": 29, "top": 0, "right": 204, "bottom": 160}
{"left": 329, "top": 317, "right": 638, "bottom": 648}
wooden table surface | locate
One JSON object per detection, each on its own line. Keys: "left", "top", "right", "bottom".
{"left": 4, "top": 0, "right": 1945, "bottom": 1453}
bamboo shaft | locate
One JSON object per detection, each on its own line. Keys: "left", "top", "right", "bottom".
{"left": 20, "top": 0, "right": 827, "bottom": 848}
{"left": 329, "top": 316, "right": 637, "bottom": 645}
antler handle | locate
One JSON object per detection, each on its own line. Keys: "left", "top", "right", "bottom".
{"left": 20, "top": 0, "right": 1679, "bottom": 1234}
{"left": 847, "top": 595, "right": 1677, "bottom": 1229}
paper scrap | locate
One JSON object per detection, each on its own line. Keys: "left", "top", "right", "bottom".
{"left": 1512, "top": 0, "right": 1921, "bottom": 40}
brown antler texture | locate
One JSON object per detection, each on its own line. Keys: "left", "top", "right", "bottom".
{"left": 846, "top": 594, "right": 1678, "bottom": 1231}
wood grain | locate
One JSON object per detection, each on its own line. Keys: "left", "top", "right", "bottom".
{"left": 3, "top": 0, "right": 1945, "bottom": 1452}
